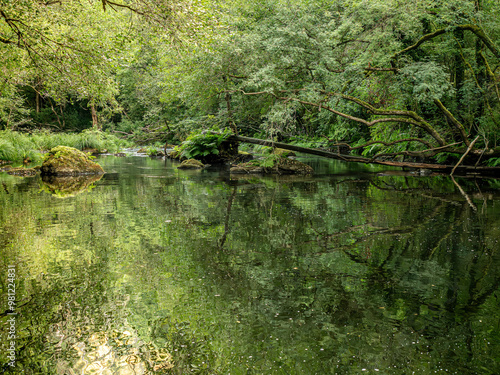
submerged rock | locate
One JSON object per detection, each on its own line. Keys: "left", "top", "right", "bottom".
{"left": 177, "top": 159, "right": 206, "bottom": 170}
{"left": 41, "top": 146, "right": 104, "bottom": 176}
{"left": 6, "top": 167, "right": 38, "bottom": 176}
{"left": 230, "top": 157, "right": 313, "bottom": 175}
{"left": 276, "top": 157, "right": 314, "bottom": 174}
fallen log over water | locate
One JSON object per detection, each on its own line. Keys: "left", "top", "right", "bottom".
{"left": 227, "top": 134, "right": 500, "bottom": 177}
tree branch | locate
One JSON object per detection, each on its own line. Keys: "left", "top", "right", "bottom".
{"left": 393, "top": 24, "right": 500, "bottom": 62}
{"left": 434, "top": 99, "right": 470, "bottom": 146}
{"left": 451, "top": 135, "right": 480, "bottom": 176}
{"left": 370, "top": 142, "right": 462, "bottom": 161}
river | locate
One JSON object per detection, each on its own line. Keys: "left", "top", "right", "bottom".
{"left": 0, "top": 154, "right": 499, "bottom": 374}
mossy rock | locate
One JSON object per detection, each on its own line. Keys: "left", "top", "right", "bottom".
{"left": 6, "top": 167, "right": 38, "bottom": 176}
{"left": 272, "top": 148, "right": 296, "bottom": 157}
{"left": 276, "top": 158, "right": 314, "bottom": 174}
{"left": 177, "top": 159, "right": 205, "bottom": 169}
{"left": 230, "top": 157, "right": 313, "bottom": 175}
{"left": 41, "top": 146, "right": 104, "bottom": 176}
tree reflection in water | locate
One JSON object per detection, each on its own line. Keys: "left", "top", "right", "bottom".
{"left": 0, "top": 156, "right": 499, "bottom": 374}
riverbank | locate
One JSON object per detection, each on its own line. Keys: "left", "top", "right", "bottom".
{"left": 0, "top": 130, "right": 132, "bottom": 165}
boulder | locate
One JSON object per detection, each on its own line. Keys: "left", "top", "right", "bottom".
{"left": 41, "top": 146, "right": 104, "bottom": 176}
{"left": 177, "top": 159, "right": 205, "bottom": 169}
{"left": 230, "top": 157, "right": 313, "bottom": 175}
{"left": 276, "top": 157, "right": 314, "bottom": 174}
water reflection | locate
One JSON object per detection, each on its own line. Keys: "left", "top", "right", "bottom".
{"left": 0, "top": 156, "right": 499, "bottom": 374}
{"left": 40, "top": 174, "right": 103, "bottom": 198}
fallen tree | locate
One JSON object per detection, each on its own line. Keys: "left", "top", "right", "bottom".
{"left": 226, "top": 134, "right": 500, "bottom": 176}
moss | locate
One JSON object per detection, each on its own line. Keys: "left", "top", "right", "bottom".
{"left": 177, "top": 159, "right": 205, "bottom": 169}
{"left": 272, "top": 148, "right": 296, "bottom": 157}
{"left": 41, "top": 146, "right": 104, "bottom": 176}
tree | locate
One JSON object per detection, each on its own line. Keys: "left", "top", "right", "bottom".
{"left": 0, "top": 0, "right": 210, "bottom": 130}
{"left": 161, "top": 0, "right": 500, "bottom": 167}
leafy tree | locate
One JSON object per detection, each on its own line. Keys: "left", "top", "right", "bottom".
{"left": 156, "top": 0, "right": 500, "bottom": 165}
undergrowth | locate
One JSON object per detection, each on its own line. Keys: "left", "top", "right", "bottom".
{"left": 0, "top": 130, "right": 132, "bottom": 163}
{"left": 175, "top": 128, "right": 232, "bottom": 160}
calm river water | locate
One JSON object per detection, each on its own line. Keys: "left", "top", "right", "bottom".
{"left": 0, "top": 155, "right": 499, "bottom": 374}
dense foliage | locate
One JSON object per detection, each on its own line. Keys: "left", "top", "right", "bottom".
{"left": 2, "top": 0, "right": 500, "bottom": 165}
{"left": 0, "top": 130, "right": 130, "bottom": 163}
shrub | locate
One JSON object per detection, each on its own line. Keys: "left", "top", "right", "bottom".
{"left": 176, "top": 128, "right": 233, "bottom": 160}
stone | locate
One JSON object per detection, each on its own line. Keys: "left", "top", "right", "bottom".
{"left": 6, "top": 167, "right": 38, "bottom": 176}
{"left": 230, "top": 157, "right": 313, "bottom": 175}
{"left": 177, "top": 159, "right": 206, "bottom": 169}
{"left": 41, "top": 146, "right": 104, "bottom": 176}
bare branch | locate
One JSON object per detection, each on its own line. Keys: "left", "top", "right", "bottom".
{"left": 451, "top": 135, "right": 480, "bottom": 176}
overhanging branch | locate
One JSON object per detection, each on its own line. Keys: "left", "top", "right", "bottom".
{"left": 392, "top": 24, "right": 500, "bottom": 62}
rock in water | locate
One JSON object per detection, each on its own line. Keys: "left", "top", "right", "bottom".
{"left": 41, "top": 146, "right": 104, "bottom": 176}
{"left": 6, "top": 167, "right": 38, "bottom": 176}
{"left": 177, "top": 159, "right": 205, "bottom": 169}
{"left": 230, "top": 157, "right": 313, "bottom": 175}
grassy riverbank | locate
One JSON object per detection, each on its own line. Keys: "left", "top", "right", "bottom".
{"left": 0, "top": 130, "right": 132, "bottom": 164}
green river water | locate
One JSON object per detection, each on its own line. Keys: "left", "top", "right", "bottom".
{"left": 0, "top": 154, "right": 499, "bottom": 374}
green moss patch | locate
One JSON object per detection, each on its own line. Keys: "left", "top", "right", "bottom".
{"left": 177, "top": 159, "right": 206, "bottom": 169}
{"left": 41, "top": 146, "right": 104, "bottom": 176}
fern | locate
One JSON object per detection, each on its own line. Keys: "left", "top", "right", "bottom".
{"left": 177, "top": 128, "right": 232, "bottom": 160}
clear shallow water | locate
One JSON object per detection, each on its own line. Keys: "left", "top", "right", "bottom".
{"left": 0, "top": 155, "right": 499, "bottom": 374}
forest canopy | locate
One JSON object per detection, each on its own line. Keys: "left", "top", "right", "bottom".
{"left": 1, "top": 0, "right": 500, "bottom": 166}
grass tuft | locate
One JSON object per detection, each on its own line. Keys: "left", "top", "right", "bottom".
{"left": 0, "top": 130, "right": 133, "bottom": 163}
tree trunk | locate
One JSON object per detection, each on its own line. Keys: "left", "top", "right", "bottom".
{"left": 91, "top": 104, "right": 99, "bottom": 130}
{"left": 226, "top": 134, "right": 500, "bottom": 176}
{"left": 454, "top": 28, "right": 465, "bottom": 111}
{"left": 223, "top": 76, "right": 238, "bottom": 135}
